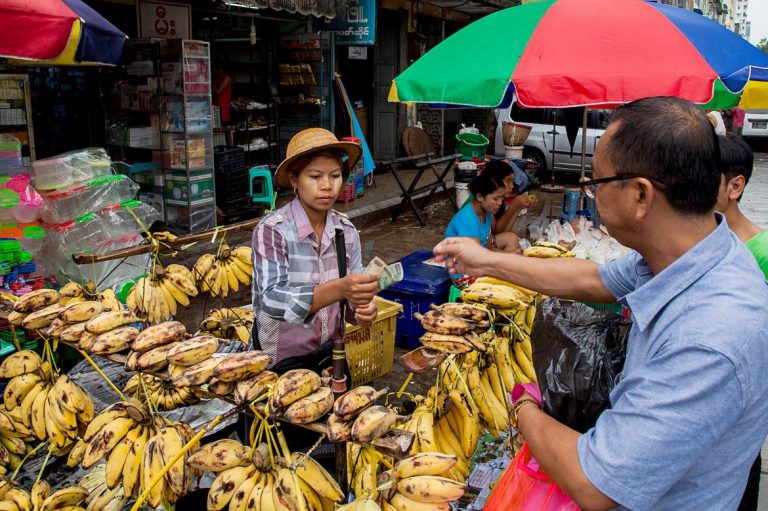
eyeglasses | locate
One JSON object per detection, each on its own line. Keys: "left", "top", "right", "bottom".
{"left": 579, "top": 173, "right": 667, "bottom": 199}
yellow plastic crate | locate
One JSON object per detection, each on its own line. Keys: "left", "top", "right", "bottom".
{"left": 344, "top": 296, "right": 403, "bottom": 387}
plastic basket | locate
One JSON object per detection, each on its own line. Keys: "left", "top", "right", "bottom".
{"left": 344, "top": 297, "right": 403, "bottom": 387}
{"left": 455, "top": 133, "right": 489, "bottom": 158}
{"left": 502, "top": 122, "right": 533, "bottom": 146}
{"left": 337, "top": 182, "right": 356, "bottom": 204}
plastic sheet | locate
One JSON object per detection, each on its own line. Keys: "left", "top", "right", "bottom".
{"left": 531, "top": 298, "right": 629, "bottom": 432}
{"left": 40, "top": 174, "right": 139, "bottom": 224}
{"left": 482, "top": 443, "right": 578, "bottom": 511}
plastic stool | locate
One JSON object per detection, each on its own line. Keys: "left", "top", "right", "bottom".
{"left": 249, "top": 166, "right": 275, "bottom": 214}
{"left": 585, "top": 196, "right": 599, "bottom": 227}
{"left": 560, "top": 188, "right": 582, "bottom": 223}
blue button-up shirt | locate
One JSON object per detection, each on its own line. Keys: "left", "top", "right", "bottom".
{"left": 578, "top": 214, "right": 768, "bottom": 510}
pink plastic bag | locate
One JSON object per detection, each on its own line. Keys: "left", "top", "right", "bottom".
{"left": 483, "top": 443, "right": 579, "bottom": 511}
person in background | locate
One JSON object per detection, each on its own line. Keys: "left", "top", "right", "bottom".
{"left": 717, "top": 135, "right": 768, "bottom": 278}
{"left": 212, "top": 68, "right": 232, "bottom": 124}
{"left": 707, "top": 110, "right": 726, "bottom": 135}
{"left": 482, "top": 159, "right": 534, "bottom": 233}
{"left": 252, "top": 128, "right": 378, "bottom": 369}
{"left": 730, "top": 106, "right": 746, "bottom": 137}
{"left": 434, "top": 97, "right": 768, "bottom": 509}
{"left": 445, "top": 170, "right": 521, "bottom": 288}
{"left": 717, "top": 135, "right": 766, "bottom": 511}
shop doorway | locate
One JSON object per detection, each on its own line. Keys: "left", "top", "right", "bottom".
{"left": 372, "top": 10, "right": 400, "bottom": 162}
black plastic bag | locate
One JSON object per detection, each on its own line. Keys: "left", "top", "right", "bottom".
{"left": 531, "top": 298, "right": 629, "bottom": 433}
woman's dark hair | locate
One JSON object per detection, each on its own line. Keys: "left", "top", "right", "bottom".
{"left": 483, "top": 159, "right": 515, "bottom": 181}
{"left": 606, "top": 97, "right": 721, "bottom": 215}
{"left": 469, "top": 169, "right": 505, "bottom": 197}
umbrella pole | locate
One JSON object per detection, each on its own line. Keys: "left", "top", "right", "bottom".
{"left": 541, "top": 110, "right": 564, "bottom": 193}
{"left": 580, "top": 108, "right": 588, "bottom": 181}
{"left": 550, "top": 111, "right": 557, "bottom": 185}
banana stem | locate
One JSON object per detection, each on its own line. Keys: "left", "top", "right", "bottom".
{"left": 34, "top": 445, "right": 53, "bottom": 484}
{"left": 129, "top": 407, "right": 239, "bottom": 511}
{"left": 9, "top": 325, "right": 20, "bottom": 352}
{"left": 396, "top": 373, "right": 413, "bottom": 398}
{"left": 78, "top": 349, "right": 127, "bottom": 402}
{"left": 490, "top": 341, "right": 515, "bottom": 438}
{"left": 10, "top": 441, "right": 48, "bottom": 481}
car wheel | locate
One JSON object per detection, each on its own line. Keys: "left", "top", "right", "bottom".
{"left": 523, "top": 147, "right": 546, "bottom": 176}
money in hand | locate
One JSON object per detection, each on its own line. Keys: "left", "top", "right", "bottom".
{"left": 379, "top": 262, "right": 404, "bottom": 290}
{"left": 366, "top": 256, "right": 388, "bottom": 276}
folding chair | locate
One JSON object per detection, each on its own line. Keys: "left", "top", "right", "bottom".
{"left": 381, "top": 126, "right": 461, "bottom": 226}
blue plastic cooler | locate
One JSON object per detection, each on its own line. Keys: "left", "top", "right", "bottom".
{"left": 378, "top": 250, "right": 452, "bottom": 348}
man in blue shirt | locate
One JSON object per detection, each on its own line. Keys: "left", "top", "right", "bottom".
{"left": 433, "top": 97, "right": 768, "bottom": 510}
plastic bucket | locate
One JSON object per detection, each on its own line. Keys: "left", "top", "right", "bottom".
{"left": 455, "top": 182, "right": 471, "bottom": 207}
{"left": 22, "top": 226, "right": 45, "bottom": 253}
{"left": 505, "top": 146, "right": 524, "bottom": 158}
{"left": 455, "top": 133, "right": 489, "bottom": 159}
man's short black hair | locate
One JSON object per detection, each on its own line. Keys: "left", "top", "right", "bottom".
{"left": 718, "top": 134, "right": 753, "bottom": 186}
{"left": 606, "top": 97, "right": 721, "bottom": 215}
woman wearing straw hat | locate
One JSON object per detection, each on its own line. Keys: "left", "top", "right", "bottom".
{"left": 251, "top": 128, "right": 379, "bottom": 371}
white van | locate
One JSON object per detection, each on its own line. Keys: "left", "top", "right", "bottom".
{"left": 742, "top": 110, "right": 768, "bottom": 139}
{"left": 495, "top": 101, "right": 610, "bottom": 175}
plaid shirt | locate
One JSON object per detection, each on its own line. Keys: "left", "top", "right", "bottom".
{"left": 251, "top": 197, "right": 363, "bottom": 363}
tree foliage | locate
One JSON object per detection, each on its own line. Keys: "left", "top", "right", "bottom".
{"left": 757, "top": 38, "right": 768, "bottom": 54}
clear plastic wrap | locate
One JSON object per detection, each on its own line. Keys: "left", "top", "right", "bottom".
{"left": 40, "top": 174, "right": 139, "bottom": 224}
{"left": 0, "top": 134, "right": 22, "bottom": 175}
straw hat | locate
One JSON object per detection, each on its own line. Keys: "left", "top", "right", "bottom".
{"left": 275, "top": 128, "right": 362, "bottom": 190}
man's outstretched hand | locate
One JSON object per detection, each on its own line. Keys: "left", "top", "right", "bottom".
{"left": 433, "top": 237, "right": 495, "bottom": 277}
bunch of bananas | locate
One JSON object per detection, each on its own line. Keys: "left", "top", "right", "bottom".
{"left": 123, "top": 373, "right": 201, "bottom": 411}
{"left": 460, "top": 279, "right": 535, "bottom": 312}
{"left": 414, "top": 304, "right": 491, "bottom": 355}
{"left": 327, "top": 386, "right": 388, "bottom": 443}
{"left": 523, "top": 240, "right": 576, "bottom": 258}
{"left": 126, "top": 264, "right": 199, "bottom": 324}
{"left": 347, "top": 450, "right": 467, "bottom": 511}
{"left": 199, "top": 307, "right": 254, "bottom": 344}
{"left": 397, "top": 393, "right": 476, "bottom": 484}
{"left": 193, "top": 245, "right": 252, "bottom": 299}
{"left": 68, "top": 399, "right": 198, "bottom": 508}
{"left": 170, "top": 348, "right": 272, "bottom": 403}
{"left": 0, "top": 477, "right": 88, "bottom": 511}
{"left": 45, "top": 302, "right": 138, "bottom": 356}
{"left": 79, "top": 464, "right": 128, "bottom": 511}
{"left": 0, "top": 350, "right": 95, "bottom": 456}
{"left": 0, "top": 408, "right": 33, "bottom": 477}
{"left": 268, "top": 369, "right": 336, "bottom": 426}
{"left": 190, "top": 437, "right": 344, "bottom": 511}
{"left": 124, "top": 321, "right": 188, "bottom": 373}
{"left": 9, "top": 286, "right": 126, "bottom": 334}
{"left": 7, "top": 289, "right": 61, "bottom": 330}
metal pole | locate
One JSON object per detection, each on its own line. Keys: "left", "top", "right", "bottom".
{"left": 332, "top": 228, "right": 348, "bottom": 396}
{"left": 550, "top": 110, "right": 558, "bottom": 185}
{"left": 580, "top": 108, "right": 588, "bottom": 181}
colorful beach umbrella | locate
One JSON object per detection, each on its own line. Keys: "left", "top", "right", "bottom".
{"left": 389, "top": 0, "right": 768, "bottom": 109}
{"left": 0, "top": 0, "right": 126, "bottom": 66}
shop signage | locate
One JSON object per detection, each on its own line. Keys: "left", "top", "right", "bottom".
{"left": 319, "top": 0, "right": 376, "bottom": 46}
{"left": 137, "top": 0, "right": 192, "bottom": 39}
{"left": 348, "top": 46, "right": 368, "bottom": 59}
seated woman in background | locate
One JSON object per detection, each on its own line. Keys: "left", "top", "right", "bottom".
{"left": 446, "top": 170, "right": 522, "bottom": 252}
{"left": 446, "top": 170, "right": 522, "bottom": 287}
{"left": 481, "top": 159, "right": 534, "bottom": 233}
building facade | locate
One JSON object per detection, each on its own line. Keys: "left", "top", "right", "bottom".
{"left": 733, "top": 0, "right": 751, "bottom": 39}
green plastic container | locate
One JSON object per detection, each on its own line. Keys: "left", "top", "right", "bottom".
{"left": 455, "top": 133, "right": 489, "bottom": 158}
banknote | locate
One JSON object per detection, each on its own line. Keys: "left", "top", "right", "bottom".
{"left": 366, "top": 256, "right": 388, "bottom": 276}
{"left": 379, "top": 262, "right": 403, "bottom": 290}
